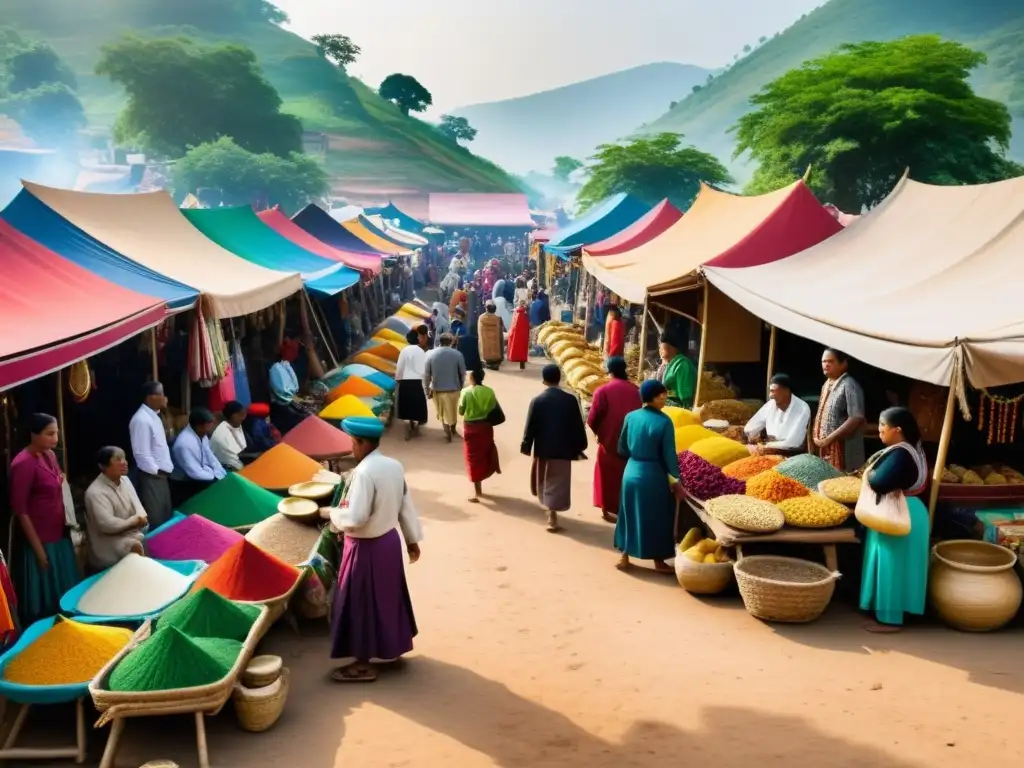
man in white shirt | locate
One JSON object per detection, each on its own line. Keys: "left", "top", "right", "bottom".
{"left": 128, "top": 381, "right": 174, "bottom": 528}
{"left": 210, "top": 401, "right": 249, "bottom": 471}
{"left": 744, "top": 373, "right": 812, "bottom": 455}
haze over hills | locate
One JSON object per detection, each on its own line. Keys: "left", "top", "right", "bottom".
{"left": 644, "top": 0, "right": 1024, "bottom": 183}
{"left": 0, "top": 0, "right": 522, "bottom": 212}
{"left": 452, "top": 62, "right": 712, "bottom": 175}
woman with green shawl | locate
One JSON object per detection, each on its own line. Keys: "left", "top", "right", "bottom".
{"left": 657, "top": 334, "right": 696, "bottom": 409}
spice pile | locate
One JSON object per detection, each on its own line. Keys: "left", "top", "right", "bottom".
{"left": 157, "top": 588, "right": 260, "bottom": 642}
{"left": 819, "top": 476, "right": 861, "bottom": 504}
{"left": 281, "top": 416, "right": 353, "bottom": 459}
{"left": 245, "top": 514, "right": 320, "bottom": 566}
{"left": 723, "top": 455, "right": 783, "bottom": 480}
{"left": 775, "top": 454, "right": 843, "bottom": 489}
{"left": 107, "top": 627, "right": 241, "bottom": 692}
{"left": 689, "top": 437, "right": 750, "bottom": 468}
{"left": 777, "top": 495, "right": 851, "bottom": 529}
{"left": 745, "top": 471, "right": 810, "bottom": 504}
{"left": 3, "top": 618, "right": 133, "bottom": 686}
{"left": 705, "top": 495, "right": 785, "bottom": 533}
{"left": 239, "top": 444, "right": 325, "bottom": 490}
{"left": 75, "top": 554, "right": 191, "bottom": 617}
{"left": 678, "top": 451, "right": 746, "bottom": 501}
{"left": 180, "top": 473, "right": 282, "bottom": 529}
{"left": 146, "top": 514, "right": 243, "bottom": 563}
{"left": 191, "top": 540, "right": 301, "bottom": 602}
{"left": 674, "top": 425, "right": 719, "bottom": 453}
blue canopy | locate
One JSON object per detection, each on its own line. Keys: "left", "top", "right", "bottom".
{"left": 1, "top": 189, "right": 198, "bottom": 310}
{"left": 543, "top": 194, "right": 651, "bottom": 257}
{"left": 292, "top": 205, "right": 388, "bottom": 255}
{"left": 363, "top": 202, "right": 425, "bottom": 234}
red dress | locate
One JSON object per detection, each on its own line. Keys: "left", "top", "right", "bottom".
{"left": 506, "top": 306, "right": 530, "bottom": 363}
{"left": 586, "top": 378, "right": 640, "bottom": 513}
{"left": 605, "top": 317, "right": 625, "bottom": 359}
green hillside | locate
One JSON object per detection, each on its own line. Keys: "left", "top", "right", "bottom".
{"left": 0, "top": 0, "right": 520, "bottom": 205}
{"left": 645, "top": 0, "right": 1024, "bottom": 181}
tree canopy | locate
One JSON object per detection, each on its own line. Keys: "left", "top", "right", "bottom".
{"left": 438, "top": 114, "right": 476, "bottom": 144}
{"left": 379, "top": 73, "right": 432, "bottom": 115}
{"left": 0, "top": 39, "right": 84, "bottom": 146}
{"left": 577, "top": 133, "right": 732, "bottom": 211}
{"left": 552, "top": 156, "right": 583, "bottom": 181}
{"left": 311, "top": 33, "right": 360, "bottom": 69}
{"left": 95, "top": 35, "right": 302, "bottom": 158}
{"left": 5, "top": 42, "right": 76, "bottom": 93}
{"left": 732, "top": 35, "right": 1021, "bottom": 211}
{"left": 174, "top": 136, "right": 328, "bottom": 214}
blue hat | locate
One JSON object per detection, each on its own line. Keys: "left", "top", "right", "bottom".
{"left": 639, "top": 378, "right": 667, "bottom": 404}
{"left": 341, "top": 417, "right": 385, "bottom": 440}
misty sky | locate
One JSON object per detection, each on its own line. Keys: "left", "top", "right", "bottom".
{"left": 274, "top": 0, "right": 824, "bottom": 113}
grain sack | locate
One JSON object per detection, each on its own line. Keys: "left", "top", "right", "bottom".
{"left": 705, "top": 495, "right": 785, "bottom": 533}
{"left": 76, "top": 554, "right": 191, "bottom": 616}
{"left": 778, "top": 494, "right": 851, "bottom": 528}
{"left": 699, "top": 399, "right": 759, "bottom": 424}
{"left": 776, "top": 454, "right": 843, "bottom": 489}
{"left": 961, "top": 470, "right": 984, "bottom": 485}
{"left": 723, "top": 455, "right": 784, "bottom": 480}
{"left": 558, "top": 347, "right": 585, "bottom": 363}
{"left": 549, "top": 340, "right": 579, "bottom": 358}
{"left": 245, "top": 513, "right": 321, "bottom": 567}
{"left": 745, "top": 471, "right": 810, "bottom": 504}
{"left": 689, "top": 437, "right": 750, "bottom": 468}
{"left": 674, "top": 425, "right": 720, "bottom": 453}
{"left": 818, "top": 476, "right": 861, "bottom": 504}
{"left": 663, "top": 407, "right": 701, "bottom": 429}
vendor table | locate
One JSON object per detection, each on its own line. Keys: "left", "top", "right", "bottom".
{"left": 679, "top": 495, "right": 860, "bottom": 571}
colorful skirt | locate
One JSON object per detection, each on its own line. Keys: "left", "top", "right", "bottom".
{"left": 593, "top": 443, "right": 626, "bottom": 513}
{"left": 463, "top": 421, "right": 500, "bottom": 483}
{"left": 330, "top": 529, "right": 417, "bottom": 663}
{"left": 859, "top": 495, "right": 930, "bottom": 626}
{"left": 13, "top": 536, "right": 80, "bottom": 627}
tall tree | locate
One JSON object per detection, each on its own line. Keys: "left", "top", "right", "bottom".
{"left": 552, "top": 156, "right": 583, "bottom": 181}
{"left": 438, "top": 114, "right": 477, "bottom": 144}
{"left": 95, "top": 35, "right": 302, "bottom": 158}
{"left": 3, "top": 83, "right": 84, "bottom": 145}
{"left": 311, "top": 33, "right": 360, "bottom": 69}
{"left": 732, "top": 35, "right": 1021, "bottom": 211}
{"left": 4, "top": 42, "right": 76, "bottom": 93}
{"left": 174, "top": 136, "right": 328, "bottom": 214}
{"left": 577, "top": 133, "right": 731, "bottom": 211}
{"left": 378, "top": 73, "right": 432, "bottom": 115}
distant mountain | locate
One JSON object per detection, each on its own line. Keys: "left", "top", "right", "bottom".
{"left": 451, "top": 62, "right": 712, "bottom": 175}
{"left": 642, "top": 0, "right": 1024, "bottom": 183}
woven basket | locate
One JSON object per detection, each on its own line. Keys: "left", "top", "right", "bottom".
{"left": 674, "top": 553, "right": 734, "bottom": 595}
{"left": 242, "top": 655, "right": 282, "bottom": 688}
{"left": 734, "top": 556, "right": 838, "bottom": 623}
{"left": 232, "top": 668, "right": 290, "bottom": 733}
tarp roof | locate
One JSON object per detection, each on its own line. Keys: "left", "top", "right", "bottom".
{"left": 705, "top": 175, "right": 1024, "bottom": 392}
{"left": 363, "top": 202, "right": 424, "bottom": 234}
{"left": 428, "top": 193, "right": 534, "bottom": 228}
{"left": 1, "top": 189, "right": 198, "bottom": 310}
{"left": 339, "top": 217, "right": 413, "bottom": 255}
{"left": 582, "top": 181, "right": 843, "bottom": 303}
{"left": 544, "top": 194, "right": 651, "bottom": 253}
{"left": 293, "top": 205, "right": 391, "bottom": 257}
{"left": 181, "top": 206, "right": 359, "bottom": 297}
{"left": 363, "top": 214, "right": 429, "bottom": 247}
{"left": 583, "top": 199, "right": 682, "bottom": 257}
{"left": 22, "top": 182, "right": 303, "bottom": 318}
{"left": 329, "top": 205, "right": 363, "bottom": 223}
{"left": 256, "top": 209, "right": 380, "bottom": 275}
{"left": 0, "top": 219, "right": 166, "bottom": 391}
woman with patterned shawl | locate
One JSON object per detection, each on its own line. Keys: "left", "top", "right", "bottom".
{"left": 812, "top": 348, "right": 867, "bottom": 472}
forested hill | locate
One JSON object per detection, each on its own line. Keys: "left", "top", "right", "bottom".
{"left": 0, "top": 0, "right": 521, "bottom": 206}
{"left": 644, "top": 0, "right": 1024, "bottom": 180}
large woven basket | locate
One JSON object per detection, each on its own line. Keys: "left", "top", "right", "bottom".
{"left": 674, "top": 554, "right": 734, "bottom": 595}
{"left": 232, "top": 667, "right": 290, "bottom": 733}
{"left": 734, "top": 556, "right": 838, "bottom": 623}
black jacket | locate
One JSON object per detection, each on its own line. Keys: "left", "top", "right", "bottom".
{"left": 521, "top": 387, "right": 588, "bottom": 461}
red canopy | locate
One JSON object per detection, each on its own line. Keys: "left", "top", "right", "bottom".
{"left": 585, "top": 200, "right": 682, "bottom": 257}
{"left": 257, "top": 209, "right": 381, "bottom": 275}
{"left": 428, "top": 193, "right": 534, "bottom": 228}
{"left": 0, "top": 219, "right": 166, "bottom": 390}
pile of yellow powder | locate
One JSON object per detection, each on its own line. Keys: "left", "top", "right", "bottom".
{"left": 3, "top": 617, "right": 134, "bottom": 686}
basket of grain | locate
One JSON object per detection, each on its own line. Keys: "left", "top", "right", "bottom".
{"left": 233, "top": 667, "right": 290, "bottom": 733}
{"left": 704, "top": 495, "right": 785, "bottom": 534}
{"left": 734, "top": 556, "right": 839, "bottom": 623}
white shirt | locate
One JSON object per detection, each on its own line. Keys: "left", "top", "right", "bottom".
{"left": 395, "top": 344, "right": 427, "bottom": 382}
{"left": 329, "top": 450, "right": 424, "bottom": 542}
{"left": 129, "top": 404, "right": 173, "bottom": 475}
{"left": 210, "top": 421, "right": 247, "bottom": 471}
{"left": 513, "top": 287, "right": 529, "bottom": 306}
{"left": 744, "top": 396, "right": 812, "bottom": 451}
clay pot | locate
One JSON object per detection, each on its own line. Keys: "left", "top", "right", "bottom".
{"left": 929, "top": 540, "right": 1022, "bottom": 632}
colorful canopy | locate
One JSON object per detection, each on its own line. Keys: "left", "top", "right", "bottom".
{"left": 1, "top": 189, "right": 198, "bottom": 311}
{"left": 363, "top": 214, "right": 429, "bottom": 247}
{"left": 544, "top": 194, "right": 651, "bottom": 254}
{"left": 705, "top": 176, "right": 1024, "bottom": 391}
{"left": 0, "top": 219, "right": 166, "bottom": 391}
{"left": 339, "top": 217, "right": 413, "bottom": 255}
{"left": 181, "top": 206, "right": 359, "bottom": 296}
{"left": 21, "top": 182, "right": 302, "bottom": 318}
{"left": 428, "top": 193, "right": 534, "bottom": 228}
{"left": 292, "top": 205, "right": 390, "bottom": 256}
{"left": 583, "top": 200, "right": 682, "bottom": 257}
{"left": 582, "top": 181, "right": 843, "bottom": 303}
{"left": 363, "top": 202, "right": 424, "bottom": 234}
{"left": 256, "top": 209, "right": 381, "bottom": 275}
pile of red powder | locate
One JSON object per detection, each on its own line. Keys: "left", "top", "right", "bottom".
{"left": 190, "top": 540, "right": 301, "bottom": 602}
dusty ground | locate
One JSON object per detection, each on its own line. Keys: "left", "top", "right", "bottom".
{"left": 20, "top": 358, "right": 1024, "bottom": 766}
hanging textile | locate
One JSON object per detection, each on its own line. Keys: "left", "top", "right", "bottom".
{"left": 231, "top": 340, "right": 252, "bottom": 407}
{"left": 188, "top": 301, "right": 228, "bottom": 386}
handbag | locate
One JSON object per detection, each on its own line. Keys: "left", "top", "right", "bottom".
{"left": 854, "top": 473, "right": 911, "bottom": 537}
{"left": 486, "top": 402, "right": 506, "bottom": 427}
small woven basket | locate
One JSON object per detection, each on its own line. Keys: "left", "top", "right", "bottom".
{"left": 233, "top": 667, "right": 290, "bottom": 733}
{"left": 674, "top": 554, "right": 734, "bottom": 595}
{"left": 734, "top": 555, "right": 838, "bottom": 623}
{"left": 242, "top": 655, "right": 283, "bottom": 688}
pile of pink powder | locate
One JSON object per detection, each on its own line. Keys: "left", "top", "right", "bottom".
{"left": 145, "top": 515, "right": 243, "bottom": 563}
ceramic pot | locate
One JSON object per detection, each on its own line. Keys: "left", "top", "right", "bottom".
{"left": 929, "top": 539, "right": 1022, "bottom": 632}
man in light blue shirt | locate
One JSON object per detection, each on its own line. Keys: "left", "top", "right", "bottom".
{"left": 268, "top": 342, "right": 305, "bottom": 435}
{"left": 128, "top": 381, "right": 174, "bottom": 528}
{"left": 170, "top": 408, "right": 226, "bottom": 506}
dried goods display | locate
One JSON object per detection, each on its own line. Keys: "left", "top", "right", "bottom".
{"left": 704, "top": 495, "right": 785, "bottom": 534}
{"left": 777, "top": 494, "right": 851, "bottom": 529}
{"left": 678, "top": 451, "right": 746, "bottom": 501}
{"left": 745, "top": 471, "right": 811, "bottom": 504}
{"left": 689, "top": 437, "right": 750, "bottom": 469}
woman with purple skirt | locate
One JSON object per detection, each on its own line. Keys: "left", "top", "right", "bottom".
{"left": 326, "top": 416, "right": 423, "bottom": 683}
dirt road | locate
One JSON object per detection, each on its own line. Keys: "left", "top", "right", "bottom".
{"left": 106, "top": 359, "right": 1024, "bottom": 767}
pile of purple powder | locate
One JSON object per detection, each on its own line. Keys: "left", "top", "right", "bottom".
{"left": 678, "top": 451, "right": 746, "bottom": 501}
{"left": 145, "top": 515, "right": 244, "bottom": 563}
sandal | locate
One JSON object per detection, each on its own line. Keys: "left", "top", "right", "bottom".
{"left": 862, "top": 621, "right": 902, "bottom": 634}
{"left": 331, "top": 664, "right": 378, "bottom": 683}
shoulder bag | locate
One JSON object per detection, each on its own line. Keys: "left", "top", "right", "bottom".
{"left": 486, "top": 401, "right": 506, "bottom": 427}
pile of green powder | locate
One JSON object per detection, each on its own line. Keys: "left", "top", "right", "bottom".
{"left": 107, "top": 627, "right": 242, "bottom": 692}
{"left": 776, "top": 454, "right": 844, "bottom": 489}
{"left": 156, "top": 588, "right": 260, "bottom": 642}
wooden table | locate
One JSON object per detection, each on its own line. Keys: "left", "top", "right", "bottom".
{"left": 679, "top": 495, "right": 860, "bottom": 571}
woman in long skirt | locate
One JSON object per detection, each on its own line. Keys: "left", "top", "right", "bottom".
{"left": 459, "top": 368, "right": 502, "bottom": 502}
{"left": 394, "top": 328, "right": 429, "bottom": 439}
{"left": 614, "top": 381, "right": 679, "bottom": 573}
{"left": 859, "top": 407, "right": 930, "bottom": 633}
{"left": 506, "top": 303, "right": 530, "bottom": 370}
{"left": 586, "top": 357, "right": 640, "bottom": 523}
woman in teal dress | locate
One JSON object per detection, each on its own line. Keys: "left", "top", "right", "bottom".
{"left": 614, "top": 380, "right": 679, "bottom": 574}
{"left": 859, "top": 407, "right": 930, "bottom": 633}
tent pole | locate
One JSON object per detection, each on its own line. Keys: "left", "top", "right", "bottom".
{"left": 693, "top": 279, "right": 710, "bottom": 407}
{"left": 150, "top": 327, "right": 159, "bottom": 382}
{"left": 56, "top": 370, "right": 68, "bottom": 472}
{"left": 765, "top": 325, "right": 777, "bottom": 398}
{"left": 635, "top": 295, "right": 649, "bottom": 384}
{"left": 302, "top": 288, "right": 339, "bottom": 370}
{"left": 927, "top": 381, "right": 958, "bottom": 528}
